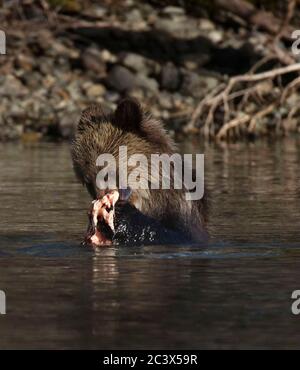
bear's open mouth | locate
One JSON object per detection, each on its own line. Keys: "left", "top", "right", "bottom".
{"left": 84, "top": 190, "right": 120, "bottom": 247}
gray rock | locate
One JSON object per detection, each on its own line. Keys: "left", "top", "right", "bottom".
{"left": 126, "top": 9, "right": 143, "bottom": 23}
{"left": 104, "top": 91, "right": 120, "bottom": 103}
{"left": 136, "top": 74, "right": 159, "bottom": 93}
{"left": 128, "top": 88, "right": 145, "bottom": 101}
{"left": 208, "top": 30, "right": 223, "bottom": 43}
{"left": 100, "top": 49, "right": 117, "bottom": 63}
{"left": 121, "top": 53, "right": 148, "bottom": 74}
{"left": 181, "top": 71, "right": 205, "bottom": 99}
{"left": 66, "top": 80, "right": 82, "bottom": 101}
{"left": 83, "top": 82, "right": 106, "bottom": 98}
{"left": 58, "top": 109, "right": 81, "bottom": 139}
{"left": 38, "top": 56, "right": 55, "bottom": 75}
{"left": 121, "top": 52, "right": 161, "bottom": 76}
{"left": 10, "top": 103, "right": 26, "bottom": 117}
{"left": 199, "top": 19, "right": 215, "bottom": 31}
{"left": 81, "top": 47, "right": 107, "bottom": 76}
{"left": 201, "top": 75, "right": 219, "bottom": 91}
{"left": 286, "top": 93, "right": 299, "bottom": 107}
{"left": 159, "top": 92, "right": 173, "bottom": 109}
{"left": 0, "top": 75, "right": 29, "bottom": 97}
{"left": 140, "top": 3, "right": 157, "bottom": 18}
{"left": 181, "top": 53, "right": 211, "bottom": 68}
{"left": 162, "top": 6, "right": 185, "bottom": 16}
{"left": 15, "top": 53, "right": 36, "bottom": 71}
{"left": 154, "top": 17, "right": 200, "bottom": 38}
{"left": 82, "top": 5, "right": 107, "bottom": 19}
{"left": 107, "top": 65, "right": 136, "bottom": 92}
{"left": 160, "top": 63, "right": 181, "bottom": 91}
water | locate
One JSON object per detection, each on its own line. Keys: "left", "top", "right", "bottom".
{"left": 0, "top": 139, "right": 300, "bottom": 349}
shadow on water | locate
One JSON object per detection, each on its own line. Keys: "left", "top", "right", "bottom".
{"left": 0, "top": 139, "right": 300, "bottom": 349}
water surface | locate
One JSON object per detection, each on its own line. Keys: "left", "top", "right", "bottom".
{"left": 0, "top": 139, "right": 300, "bottom": 349}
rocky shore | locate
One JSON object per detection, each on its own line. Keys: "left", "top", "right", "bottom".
{"left": 0, "top": 1, "right": 298, "bottom": 141}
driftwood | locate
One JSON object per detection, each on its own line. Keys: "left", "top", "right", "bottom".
{"left": 186, "top": 0, "right": 300, "bottom": 140}
{"left": 188, "top": 63, "right": 300, "bottom": 140}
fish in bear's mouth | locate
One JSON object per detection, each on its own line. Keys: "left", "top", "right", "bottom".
{"left": 84, "top": 190, "right": 120, "bottom": 247}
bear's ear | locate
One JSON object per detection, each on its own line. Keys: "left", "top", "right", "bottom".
{"left": 114, "top": 98, "right": 143, "bottom": 131}
{"left": 77, "top": 104, "right": 111, "bottom": 133}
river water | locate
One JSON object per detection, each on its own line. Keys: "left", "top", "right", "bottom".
{"left": 0, "top": 138, "right": 300, "bottom": 349}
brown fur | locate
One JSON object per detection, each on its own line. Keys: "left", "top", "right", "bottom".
{"left": 71, "top": 98, "right": 208, "bottom": 242}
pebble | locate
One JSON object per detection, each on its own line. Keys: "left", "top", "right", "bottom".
{"left": 107, "top": 65, "right": 137, "bottom": 92}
